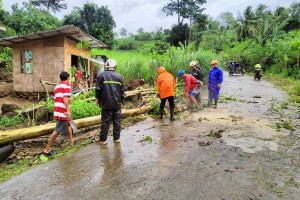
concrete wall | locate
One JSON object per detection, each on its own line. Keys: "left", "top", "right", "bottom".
{"left": 12, "top": 35, "right": 91, "bottom": 93}
{"left": 64, "top": 36, "right": 91, "bottom": 76}
{"left": 12, "top": 35, "right": 64, "bottom": 93}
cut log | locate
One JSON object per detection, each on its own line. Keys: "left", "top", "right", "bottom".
{"left": 84, "top": 89, "right": 156, "bottom": 102}
{"left": 0, "top": 106, "right": 152, "bottom": 145}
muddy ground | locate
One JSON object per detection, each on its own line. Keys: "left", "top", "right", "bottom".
{"left": 0, "top": 74, "right": 300, "bottom": 200}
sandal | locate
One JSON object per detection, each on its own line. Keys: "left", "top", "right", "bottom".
{"left": 43, "top": 150, "right": 56, "bottom": 156}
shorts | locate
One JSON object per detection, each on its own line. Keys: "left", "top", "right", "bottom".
{"left": 54, "top": 120, "right": 69, "bottom": 135}
{"left": 188, "top": 88, "right": 199, "bottom": 97}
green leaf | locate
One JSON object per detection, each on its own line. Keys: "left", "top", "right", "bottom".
{"left": 39, "top": 154, "right": 49, "bottom": 163}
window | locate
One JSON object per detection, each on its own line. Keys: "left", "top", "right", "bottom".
{"left": 20, "top": 50, "right": 33, "bottom": 74}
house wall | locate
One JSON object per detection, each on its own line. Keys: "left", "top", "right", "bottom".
{"left": 64, "top": 36, "right": 91, "bottom": 77}
{"left": 12, "top": 35, "right": 64, "bottom": 93}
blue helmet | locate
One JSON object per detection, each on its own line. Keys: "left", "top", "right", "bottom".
{"left": 178, "top": 70, "right": 185, "bottom": 77}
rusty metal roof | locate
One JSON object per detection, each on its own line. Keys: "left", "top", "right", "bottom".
{"left": 0, "top": 25, "right": 107, "bottom": 48}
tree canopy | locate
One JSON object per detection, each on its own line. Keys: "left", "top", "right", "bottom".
{"left": 63, "top": 3, "right": 116, "bottom": 49}
{"left": 4, "top": 2, "right": 61, "bottom": 35}
{"left": 30, "top": 0, "right": 67, "bottom": 13}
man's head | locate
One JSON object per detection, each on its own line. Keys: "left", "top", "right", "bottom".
{"left": 190, "top": 61, "right": 197, "bottom": 70}
{"left": 178, "top": 70, "right": 186, "bottom": 78}
{"left": 60, "top": 71, "right": 70, "bottom": 81}
{"left": 210, "top": 60, "right": 218, "bottom": 68}
{"left": 105, "top": 59, "right": 117, "bottom": 70}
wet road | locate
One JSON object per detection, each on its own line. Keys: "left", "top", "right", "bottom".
{"left": 1, "top": 74, "right": 299, "bottom": 200}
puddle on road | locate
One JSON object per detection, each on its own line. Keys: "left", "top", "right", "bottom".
{"left": 223, "top": 136, "right": 278, "bottom": 153}
{"left": 0, "top": 118, "right": 184, "bottom": 199}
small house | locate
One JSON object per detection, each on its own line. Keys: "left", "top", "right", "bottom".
{"left": 0, "top": 25, "right": 107, "bottom": 99}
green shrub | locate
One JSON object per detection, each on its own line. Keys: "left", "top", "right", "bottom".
{"left": 0, "top": 115, "right": 26, "bottom": 129}
{"left": 41, "top": 95, "right": 101, "bottom": 120}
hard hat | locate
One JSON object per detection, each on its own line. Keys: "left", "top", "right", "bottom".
{"left": 178, "top": 70, "right": 185, "bottom": 77}
{"left": 158, "top": 66, "right": 166, "bottom": 74}
{"left": 190, "top": 61, "right": 197, "bottom": 66}
{"left": 105, "top": 59, "right": 117, "bottom": 69}
{"left": 210, "top": 60, "right": 218, "bottom": 65}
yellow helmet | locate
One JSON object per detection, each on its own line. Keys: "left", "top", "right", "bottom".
{"left": 210, "top": 60, "right": 218, "bottom": 65}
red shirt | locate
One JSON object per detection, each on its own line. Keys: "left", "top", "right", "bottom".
{"left": 184, "top": 75, "right": 198, "bottom": 93}
{"left": 53, "top": 81, "right": 71, "bottom": 120}
{"left": 75, "top": 71, "right": 83, "bottom": 80}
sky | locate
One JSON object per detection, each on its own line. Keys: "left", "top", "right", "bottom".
{"left": 2, "top": 0, "right": 297, "bottom": 35}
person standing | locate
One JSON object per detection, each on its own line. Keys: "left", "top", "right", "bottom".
{"left": 207, "top": 60, "right": 223, "bottom": 108}
{"left": 95, "top": 59, "right": 125, "bottom": 145}
{"left": 156, "top": 66, "right": 176, "bottom": 121}
{"left": 178, "top": 70, "right": 199, "bottom": 111}
{"left": 43, "top": 71, "right": 74, "bottom": 155}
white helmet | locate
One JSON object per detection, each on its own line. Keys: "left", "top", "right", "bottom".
{"left": 105, "top": 59, "right": 117, "bottom": 69}
{"left": 190, "top": 61, "right": 197, "bottom": 67}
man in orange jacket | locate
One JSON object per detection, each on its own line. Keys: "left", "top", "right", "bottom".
{"left": 156, "top": 66, "right": 176, "bottom": 121}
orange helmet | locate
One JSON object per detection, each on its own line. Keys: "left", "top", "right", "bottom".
{"left": 210, "top": 60, "right": 218, "bottom": 65}
{"left": 158, "top": 66, "right": 166, "bottom": 74}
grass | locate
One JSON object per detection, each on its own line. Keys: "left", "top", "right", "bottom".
{"left": 265, "top": 74, "right": 300, "bottom": 103}
{"left": 0, "top": 115, "right": 26, "bottom": 130}
{"left": 91, "top": 47, "right": 216, "bottom": 85}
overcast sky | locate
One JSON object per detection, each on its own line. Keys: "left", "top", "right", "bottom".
{"left": 2, "top": 0, "right": 297, "bottom": 35}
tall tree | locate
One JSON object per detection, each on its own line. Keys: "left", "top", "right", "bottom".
{"left": 162, "top": 0, "right": 206, "bottom": 26}
{"left": 166, "top": 24, "right": 189, "bottom": 46}
{"left": 137, "top": 28, "right": 144, "bottom": 34}
{"left": 30, "top": 0, "right": 67, "bottom": 13}
{"left": 236, "top": 6, "right": 258, "bottom": 41}
{"left": 217, "top": 12, "right": 237, "bottom": 29}
{"left": 63, "top": 3, "right": 116, "bottom": 49}
{"left": 284, "top": 2, "right": 300, "bottom": 31}
{"left": 0, "top": 0, "right": 8, "bottom": 24}
{"left": 5, "top": 2, "right": 61, "bottom": 35}
{"left": 119, "top": 28, "right": 127, "bottom": 38}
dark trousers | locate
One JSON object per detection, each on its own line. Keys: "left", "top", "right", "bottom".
{"left": 100, "top": 108, "right": 121, "bottom": 141}
{"left": 160, "top": 96, "right": 175, "bottom": 109}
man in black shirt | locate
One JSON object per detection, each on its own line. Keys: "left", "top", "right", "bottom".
{"left": 190, "top": 61, "right": 204, "bottom": 103}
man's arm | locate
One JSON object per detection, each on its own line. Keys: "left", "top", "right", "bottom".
{"left": 63, "top": 96, "right": 71, "bottom": 118}
{"left": 95, "top": 75, "right": 103, "bottom": 106}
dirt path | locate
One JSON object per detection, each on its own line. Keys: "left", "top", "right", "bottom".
{"left": 0, "top": 74, "right": 299, "bottom": 200}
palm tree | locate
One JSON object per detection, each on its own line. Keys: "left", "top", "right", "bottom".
{"left": 236, "top": 6, "right": 258, "bottom": 41}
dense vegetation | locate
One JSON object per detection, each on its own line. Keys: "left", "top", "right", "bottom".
{"left": 0, "top": 0, "right": 299, "bottom": 101}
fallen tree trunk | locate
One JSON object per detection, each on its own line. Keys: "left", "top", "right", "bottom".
{"left": 85, "top": 89, "right": 156, "bottom": 101}
{"left": 0, "top": 105, "right": 152, "bottom": 145}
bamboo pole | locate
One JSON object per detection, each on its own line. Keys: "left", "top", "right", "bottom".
{"left": 0, "top": 106, "right": 152, "bottom": 145}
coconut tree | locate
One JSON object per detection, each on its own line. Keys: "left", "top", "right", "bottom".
{"left": 236, "top": 6, "right": 258, "bottom": 41}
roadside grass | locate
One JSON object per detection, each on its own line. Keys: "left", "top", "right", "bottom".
{"left": 91, "top": 47, "right": 216, "bottom": 85}
{"left": 265, "top": 74, "right": 300, "bottom": 103}
{"left": 0, "top": 115, "right": 26, "bottom": 130}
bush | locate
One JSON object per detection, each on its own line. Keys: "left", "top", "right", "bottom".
{"left": 0, "top": 115, "right": 26, "bottom": 129}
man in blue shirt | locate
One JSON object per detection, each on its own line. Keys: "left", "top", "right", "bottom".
{"left": 208, "top": 60, "right": 223, "bottom": 108}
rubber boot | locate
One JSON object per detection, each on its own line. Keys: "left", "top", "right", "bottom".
{"left": 170, "top": 108, "right": 175, "bottom": 121}
{"left": 214, "top": 98, "right": 218, "bottom": 109}
{"left": 208, "top": 99, "right": 212, "bottom": 108}
{"left": 159, "top": 107, "right": 164, "bottom": 119}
